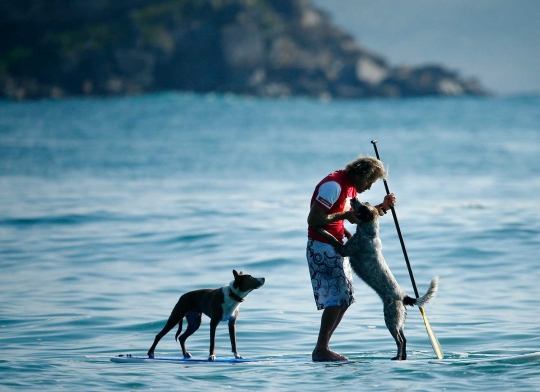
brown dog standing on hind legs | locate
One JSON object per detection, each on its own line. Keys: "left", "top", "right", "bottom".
{"left": 147, "top": 270, "right": 265, "bottom": 361}
{"left": 315, "top": 197, "right": 438, "bottom": 360}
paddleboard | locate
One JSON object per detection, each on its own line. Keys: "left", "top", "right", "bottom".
{"left": 110, "top": 352, "right": 540, "bottom": 365}
{"left": 110, "top": 354, "right": 276, "bottom": 364}
{"left": 110, "top": 354, "right": 410, "bottom": 364}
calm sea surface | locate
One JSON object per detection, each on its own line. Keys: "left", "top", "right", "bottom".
{"left": 1, "top": 93, "right": 539, "bottom": 391}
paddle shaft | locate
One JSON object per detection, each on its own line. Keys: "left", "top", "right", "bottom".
{"left": 371, "top": 140, "right": 419, "bottom": 298}
{"left": 370, "top": 140, "right": 443, "bottom": 359}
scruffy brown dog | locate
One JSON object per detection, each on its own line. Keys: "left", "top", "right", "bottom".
{"left": 315, "top": 198, "right": 438, "bottom": 360}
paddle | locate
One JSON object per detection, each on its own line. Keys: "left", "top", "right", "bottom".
{"left": 371, "top": 140, "right": 443, "bottom": 360}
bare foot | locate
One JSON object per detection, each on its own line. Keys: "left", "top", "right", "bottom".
{"left": 312, "top": 348, "right": 348, "bottom": 362}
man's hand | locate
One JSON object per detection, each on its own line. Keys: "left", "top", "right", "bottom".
{"left": 382, "top": 193, "right": 396, "bottom": 210}
{"left": 343, "top": 209, "right": 361, "bottom": 224}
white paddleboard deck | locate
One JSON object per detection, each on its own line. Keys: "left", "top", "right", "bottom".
{"left": 109, "top": 354, "right": 388, "bottom": 364}
{"left": 110, "top": 352, "right": 540, "bottom": 365}
{"left": 110, "top": 354, "right": 292, "bottom": 364}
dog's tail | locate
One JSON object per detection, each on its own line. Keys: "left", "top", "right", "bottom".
{"left": 403, "top": 276, "right": 439, "bottom": 307}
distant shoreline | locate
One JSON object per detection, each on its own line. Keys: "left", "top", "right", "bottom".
{"left": 3, "top": 90, "right": 540, "bottom": 106}
{"left": 1, "top": 0, "right": 489, "bottom": 101}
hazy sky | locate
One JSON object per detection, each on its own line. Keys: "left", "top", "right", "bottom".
{"left": 311, "top": 0, "right": 540, "bottom": 95}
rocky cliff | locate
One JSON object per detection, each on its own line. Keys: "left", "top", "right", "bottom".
{"left": 0, "top": 0, "right": 488, "bottom": 100}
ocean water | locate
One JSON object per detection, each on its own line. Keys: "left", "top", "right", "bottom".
{"left": 1, "top": 93, "right": 539, "bottom": 391}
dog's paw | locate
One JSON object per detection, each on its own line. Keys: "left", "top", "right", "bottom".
{"left": 147, "top": 352, "right": 154, "bottom": 359}
{"left": 336, "top": 245, "right": 349, "bottom": 257}
{"left": 234, "top": 353, "right": 243, "bottom": 359}
{"left": 208, "top": 354, "right": 216, "bottom": 361}
{"left": 183, "top": 352, "right": 192, "bottom": 359}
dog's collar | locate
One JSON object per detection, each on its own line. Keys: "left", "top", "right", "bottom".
{"left": 228, "top": 288, "right": 244, "bottom": 303}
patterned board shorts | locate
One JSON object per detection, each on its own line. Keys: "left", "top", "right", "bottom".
{"left": 306, "top": 238, "right": 355, "bottom": 310}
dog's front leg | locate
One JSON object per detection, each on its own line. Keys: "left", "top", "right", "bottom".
{"left": 208, "top": 317, "right": 220, "bottom": 361}
{"left": 313, "top": 226, "right": 349, "bottom": 256}
{"left": 228, "top": 313, "right": 242, "bottom": 359}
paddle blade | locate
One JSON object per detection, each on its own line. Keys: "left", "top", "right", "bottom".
{"left": 419, "top": 307, "right": 443, "bottom": 359}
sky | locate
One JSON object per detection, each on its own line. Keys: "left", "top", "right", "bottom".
{"left": 311, "top": 0, "right": 540, "bottom": 95}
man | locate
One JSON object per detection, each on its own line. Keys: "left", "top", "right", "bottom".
{"left": 306, "top": 155, "right": 396, "bottom": 362}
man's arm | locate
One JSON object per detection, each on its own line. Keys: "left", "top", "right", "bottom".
{"left": 307, "top": 202, "right": 360, "bottom": 226}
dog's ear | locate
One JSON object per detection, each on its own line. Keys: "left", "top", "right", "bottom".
{"left": 233, "top": 270, "right": 239, "bottom": 279}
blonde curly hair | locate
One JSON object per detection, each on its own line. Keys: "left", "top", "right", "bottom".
{"left": 344, "top": 155, "right": 387, "bottom": 181}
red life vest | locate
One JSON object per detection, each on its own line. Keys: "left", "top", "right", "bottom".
{"left": 308, "top": 170, "right": 357, "bottom": 244}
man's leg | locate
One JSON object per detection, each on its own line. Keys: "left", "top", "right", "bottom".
{"left": 312, "top": 305, "right": 348, "bottom": 361}
{"left": 331, "top": 305, "right": 348, "bottom": 335}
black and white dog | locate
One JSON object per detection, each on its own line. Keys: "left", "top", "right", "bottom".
{"left": 147, "top": 270, "right": 265, "bottom": 360}
{"left": 315, "top": 198, "right": 438, "bottom": 360}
